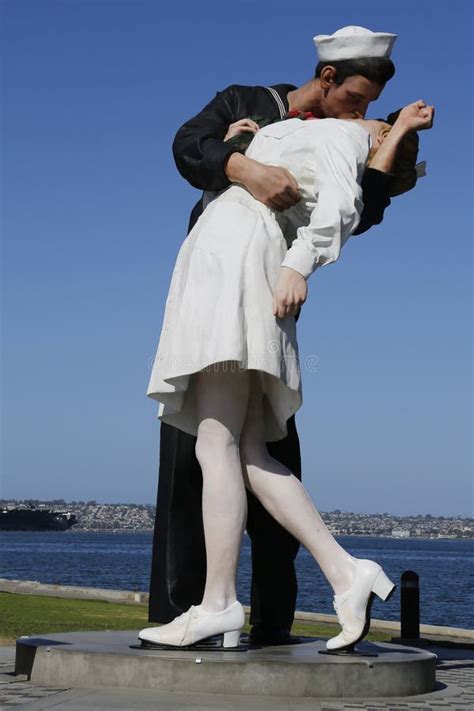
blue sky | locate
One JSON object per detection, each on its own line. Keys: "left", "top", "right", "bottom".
{"left": 2, "top": 0, "right": 472, "bottom": 516}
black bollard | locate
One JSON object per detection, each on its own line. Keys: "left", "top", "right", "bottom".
{"left": 400, "top": 570, "right": 420, "bottom": 640}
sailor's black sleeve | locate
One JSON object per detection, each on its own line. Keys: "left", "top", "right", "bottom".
{"left": 353, "top": 168, "right": 393, "bottom": 235}
{"left": 172, "top": 85, "right": 246, "bottom": 192}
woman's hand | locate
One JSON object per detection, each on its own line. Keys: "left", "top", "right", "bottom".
{"left": 368, "top": 100, "right": 435, "bottom": 173}
{"left": 224, "top": 118, "right": 260, "bottom": 142}
{"left": 272, "top": 266, "right": 307, "bottom": 318}
{"left": 394, "top": 100, "right": 435, "bottom": 133}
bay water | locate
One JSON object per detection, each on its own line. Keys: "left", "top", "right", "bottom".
{"left": 1, "top": 531, "right": 472, "bottom": 629}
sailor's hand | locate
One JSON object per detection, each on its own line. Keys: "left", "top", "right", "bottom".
{"left": 245, "top": 162, "right": 301, "bottom": 211}
{"left": 272, "top": 266, "right": 307, "bottom": 318}
{"left": 224, "top": 118, "right": 260, "bottom": 142}
{"left": 395, "top": 100, "right": 435, "bottom": 132}
{"left": 225, "top": 154, "right": 301, "bottom": 211}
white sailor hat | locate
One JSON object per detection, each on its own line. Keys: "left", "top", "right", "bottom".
{"left": 314, "top": 25, "right": 397, "bottom": 62}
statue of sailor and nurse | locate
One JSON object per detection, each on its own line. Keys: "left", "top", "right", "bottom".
{"left": 140, "top": 25, "right": 434, "bottom": 652}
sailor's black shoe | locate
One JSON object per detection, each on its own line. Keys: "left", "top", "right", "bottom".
{"left": 248, "top": 624, "right": 296, "bottom": 646}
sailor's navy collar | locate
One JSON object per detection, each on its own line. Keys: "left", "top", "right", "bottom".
{"left": 265, "top": 84, "right": 298, "bottom": 118}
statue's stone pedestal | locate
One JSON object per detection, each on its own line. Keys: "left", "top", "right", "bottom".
{"left": 15, "top": 631, "right": 437, "bottom": 699}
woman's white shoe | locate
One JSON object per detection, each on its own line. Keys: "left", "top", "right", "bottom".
{"left": 326, "top": 558, "right": 396, "bottom": 651}
{"left": 138, "top": 600, "right": 245, "bottom": 649}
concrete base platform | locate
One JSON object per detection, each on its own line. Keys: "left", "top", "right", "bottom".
{"left": 15, "top": 631, "right": 438, "bottom": 699}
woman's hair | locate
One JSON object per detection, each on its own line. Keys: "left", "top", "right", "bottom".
{"left": 314, "top": 57, "right": 395, "bottom": 86}
{"left": 367, "top": 110, "right": 420, "bottom": 197}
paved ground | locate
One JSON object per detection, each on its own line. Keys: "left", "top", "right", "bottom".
{"left": 0, "top": 643, "right": 473, "bottom": 709}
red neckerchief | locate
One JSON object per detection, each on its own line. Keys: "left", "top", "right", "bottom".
{"left": 286, "top": 109, "right": 319, "bottom": 120}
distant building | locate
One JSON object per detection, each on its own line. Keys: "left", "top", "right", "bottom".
{"left": 392, "top": 528, "right": 411, "bottom": 538}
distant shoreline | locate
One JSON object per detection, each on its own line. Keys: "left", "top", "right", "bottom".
{"left": 2, "top": 529, "right": 471, "bottom": 541}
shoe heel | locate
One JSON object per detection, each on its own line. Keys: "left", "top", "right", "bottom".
{"left": 372, "top": 569, "right": 396, "bottom": 601}
{"left": 223, "top": 629, "right": 242, "bottom": 648}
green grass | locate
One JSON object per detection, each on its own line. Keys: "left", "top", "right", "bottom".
{"left": 0, "top": 592, "right": 147, "bottom": 643}
{"left": 0, "top": 592, "right": 393, "bottom": 645}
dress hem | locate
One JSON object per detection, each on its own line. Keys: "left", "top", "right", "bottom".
{"left": 147, "top": 358, "right": 302, "bottom": 444}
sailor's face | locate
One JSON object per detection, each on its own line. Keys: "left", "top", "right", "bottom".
{"left": 321, "top": 75, "right": 384, "bottom": 119}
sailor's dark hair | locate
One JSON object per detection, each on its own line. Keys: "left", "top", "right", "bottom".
{"left": 314, "top": 57, "right": 395, "bottom": 85}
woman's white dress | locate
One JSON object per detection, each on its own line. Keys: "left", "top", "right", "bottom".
{"left": 146, "top": 118, "right": 370, "bottom": 441}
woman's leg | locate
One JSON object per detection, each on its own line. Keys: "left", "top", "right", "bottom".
{"left": 193, "top": 360, "right": 250, "bottom": 613}
{"left": 239, "top": 371, "right": 356, "bottom": 596}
